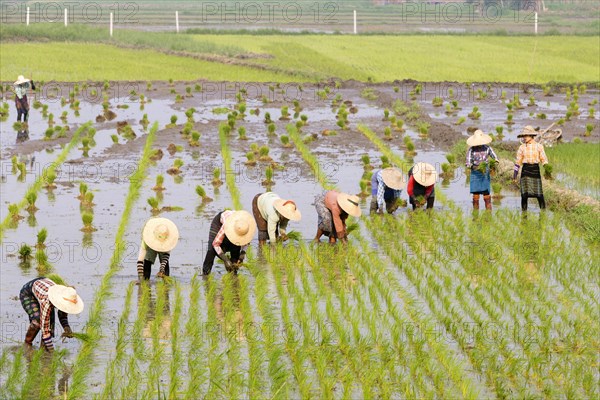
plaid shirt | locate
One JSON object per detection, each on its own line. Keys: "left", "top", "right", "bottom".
{"left": 516, "top": 142, "right": 548, "bottom": 166}
{"left": 371, "top": 170, "right": 402, "bottom": 211}
{"left": 466, "top": 145, "right": 498, "bottom": 168}
{"left": 212, "top": 210, "right": 248, "bottom": 255}
{"left": 32, "top": 278, "right": 69, "bottom": 350}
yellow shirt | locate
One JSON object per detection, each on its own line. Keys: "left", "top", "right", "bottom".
{"left": 516, "top": 142, "right": 548, "bottom": 166}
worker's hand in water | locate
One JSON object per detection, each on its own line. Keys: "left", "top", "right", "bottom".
{"left": 223, "top": 258, "right": 234, "bottom": 272}
{"left": 61, "top": 326, "right": 74, "bottom": 338}
{"left": 156, "top": 271, "right": 165, "bottom": 279}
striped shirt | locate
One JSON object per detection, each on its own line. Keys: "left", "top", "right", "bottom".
{"left": 32, "top": 278, "right": 69, "bottom": 350}
{"left": 516, "top": 142, "right": 548, "bottom": 166}
{"left": 466, "top": 145, "right": 498, "bottom": 168}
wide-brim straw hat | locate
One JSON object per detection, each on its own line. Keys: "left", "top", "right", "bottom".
{"left": 274, "top": 199, "right": 302, "bottom": 221}
{"left": 381, "top": 167, "right": 407, "bottom": 190}
{"left": 517, "top": 125, "right": 538, "bottom": 138}
{"left": 14, "top": 75, "right": 30, "bottom": 85}
{"left": 224, "top": 210, "right": 257, "bottom": 246}
{"left": 48, "top": 285, "right": 84, "bottom": 314}
{"left": 466, "top": 129, "right": 492, "bottom": 147}
{"left": 143, "top": 217, "right": 179, "bottom": 252}
{"left": 337, "top": 192, "right": 362, "bottom": 218}
{"left": 412, "top": 162, "right": 438, "bottom": 187}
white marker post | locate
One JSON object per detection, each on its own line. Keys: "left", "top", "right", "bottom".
{"left": 534, "top": 12, "right": 538, "bottom": 35}
{"left": 64, "top": 8, "right": 67, "bottom": 26}
{"left": 176, "top": 11, "right": 179, "bottom": 33}
{"left": 26, "top": 7, "right": 30, "bottom": 26}
{"left": 110, "top": 12, "right": 113, "bottom": 37}
{"left": 353, "top": 10, "right": 357, "bottom": 34}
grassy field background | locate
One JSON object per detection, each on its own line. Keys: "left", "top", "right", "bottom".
{"left": 1, "top": 25, "right": 599, "bottom": 82}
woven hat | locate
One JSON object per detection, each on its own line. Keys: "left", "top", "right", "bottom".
{"left": 381, "top": 168, "right": 406, "bottom": 190}
{"left": 517, "top": 125, "right": 538, "bottom": 138}
{"left": 466, "top": 129, "right": 492, "bottom": 147}
{"left": 337, "top": 192, "right": 362, "bottom": 218}
{"left": 274, "top": 199, "right": 301, "bottom": 221}
{"left": 412, "top": 162, "right": 438, "bottom": 187}
{"left": 14, "top": 75, "right": 30, "bottom": 85}
{"left": 224, "top": 210, "right": 257, "bottom": 246}
{"left": 142, "top": 217, "right": 179, "bottom": 252}
{"left": 48, "top": 285, "right": 84, "bottom": 314}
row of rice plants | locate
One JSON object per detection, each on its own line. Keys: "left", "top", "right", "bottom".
{"left": 219, "top": 123, "right": 243, "bottom": 209}
{"left": 0, "top": 122, "right": 92, "bottom": 239}
{"left": 183, "top": 275, "right": 209, "bottom": 398}
{"left": 244, "top": 251, "right": 298, "bottom": 399}
{"left": 99, "top": 282, "right": 135, "bottom": 398}
{"left": 141, "top": 281, "right": 169, "bottom": 398}
{"left": 67, "top": 122, "right": 159, "bottom": 399}
{"left": 204, "top": 275, "right": 227, "bottom": 398}
{"left": 168, "top": 284, "right": 184, "bottom": 398}
{"left": 221, "top": 275, "right": 247, "bottom": 399}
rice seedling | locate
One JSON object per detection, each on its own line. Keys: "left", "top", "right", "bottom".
{"left": 25, "top": 192, "right": 38, "bottom": 212}
{"left": 17, "top": 163, "right": 26, "bottom": 181}
{"left": 492, "top": 182, "right": 503, "bottom": 198}
{"left": 167, "top": 158, "right": 184, "bottom": 175}
{"left": 245, "top": 151, "right": 257, "bottom": 166}
{"left": 189, "top": 130, "right": 201, "bottom": 146}
{"left": 585, "top": 124, "right": 594, "bottom": 136}
{"left": 212, "top": 167, "right": 223, "bottom": 186}
{"left": 467, "top": 106, "right": 481, "bottom": 120}
{"left": 259, "top": 145, "right": 272, "bottom": 162}
{"left": 18, "top": 244, "right": 32, "bottom": 261}
{"left": 432, "top": 96, "right": 443, "bottom": 107}
{"left": 544, "top": 164, "right": 553, "bottom": 179}
{"left": 361, "top": 154, "right": 373, "bottom": 170}
{"left": 195, "top": 185, "right": 212, "bottom": 202}
{"left": 81, "top": 212, "right": 96, "bottom": 232}
{"left": 83, "top": 191, "right": 95, "bottom": 207}
{"left": 44, "top": 128, "right": 54, "bottom": 140}
{"left": 152, "top": 174, "right": 165, "bottom": 191}
{"left": 111, "top": 134, "right": 119, "bottom": 144}
{"left": 380, "top": 155, "right": 391, "bottom": 169}
{"left": 166, "top": 114, "right": 178, "bottom": 128}
{"left": 505, "top": 113, "right": 514, "bottom": 125}
{"left": 588, "top": 107, "right": 596, "bottom": 118}
{"left": 455, "top": 116, "right": 466, "bottom": 125}
{"left": 383, "top": 127, "right": 393, "bottom": 141}
{"left": 280, "top": 135, "right": 292, "bottom": 148}
{"left": 262, "top": 165, "right": 275, "bottom": 186}
{"left": 537, "top": 113, "right": 547, "bottom": 120}
{"left": 11, "top": 155, "right": 18, "bottom": 174}
{"left": 238, "top": 126, "right": 248, "bottom": 140}
{"left": 358, "top": 179, "right": 370, "bottom": 198}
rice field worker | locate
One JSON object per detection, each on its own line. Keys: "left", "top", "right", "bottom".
{"left": 19, "top": 276, "right": 84, "bottom": 352}
{"left": 313, "top": 190, "right": 362, "bottom": 244}
{"left": 407, "top": 162, "right": 438, "bottom": 210}
{"left": 370, "top": 167, "right": 406, "bottom": 214}
{"left": 513, "top": 126, "right": 548, "bottom": 211}
{"left": 202, "top": 210, "right": 257, "bottom": 275}
{"left": 252, "top": 192, "right": 302, "bottom": 246}
{"left": 13, "top": 75, "right": 35, "bottom": 123}
{"left": 466, "top": 130, "right": 499, "bottom": 210}
{"left": 137, "top": 217, "right": 180, "bottom": 281}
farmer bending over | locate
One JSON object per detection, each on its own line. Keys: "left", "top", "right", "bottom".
{"left": 370, "top": 167, "right": 406, "bottom": 214}
{"left": 137, "top": 217, "right": 179, "bottom": 281}
{"left": 252, "top": 192, "right": 301, "bottom": 246}
{"left": 407, "top": 162, "right": 438, "bottom": 210}
{"left": 20, "top": 276, "right": 84, "bottom": 352}
{"left": 313, "top": 190, "right": 361, "bottom": 244}
{"left": 13, "top": 75, "right": 35, "bottom": 123}
{"left": 202, "top": 210, "right": 256, "bottom": 275}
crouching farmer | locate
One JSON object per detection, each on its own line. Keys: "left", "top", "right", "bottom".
{"left": 137, "top": 217, "right": 180, "bottom": 281}
{"left": 20, "top": 277, "right": 84, "bottom": 352}
{"left": 203, "top": 210, "right": 257, "bottom": 275}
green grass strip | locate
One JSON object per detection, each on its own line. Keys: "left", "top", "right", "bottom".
{"left": 219, "top": 123, "right": 243, "bottom": 210}
{"left": 0, "top": 122, "right": 90, "bottom": 241}
{"left": 67, "top": 122, "right": 159, "bottom": 399}
{"left": 286, "top": 125, "right": 336, "bottom": 190}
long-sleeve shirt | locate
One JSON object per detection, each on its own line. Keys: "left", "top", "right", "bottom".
{"left": 466, "top": 145, "right": 498, "bottom": 168}
{"left": 31, "top": 278, "right": 69, "bottom": 351}
{"left": 407, "top": 168, "right": 434, "bottom": 199}
{"left": 515, "top": 142, "right": 548, "bottom": 166}
{"left": 257, "top": 192, "right": 288, "bottom": 242}
{"left": 324, "top": 190, "right": 348, "bottom": 238}
{"left": 14, "top": 82, "right": 30, "bottom": 99}
{"left": 371, "top": 170, "right": 402, "bottom": 211}
{"left": 212, "top": 210, "right": 248, "bottom": 255}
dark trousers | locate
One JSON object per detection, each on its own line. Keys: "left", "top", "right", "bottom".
{"left": 142, "top": 259, "right": 170, "bottom": 279}
{"left": 521, "top": 195, "right": 546, "bottom": 211}
{"left": 202, "top": 212, "right": 241, "bottom": 275}
{"left": 15, "top": 95, "right": 29, "bottom": 122}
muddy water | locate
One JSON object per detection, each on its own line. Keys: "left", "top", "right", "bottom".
{"left": 0, "top": 81, "right": 596, "bottom": 394}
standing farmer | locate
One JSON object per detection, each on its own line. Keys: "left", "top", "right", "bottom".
{"left": 252, "top": 192, "right": 301, "bottom": 246}
{"left": 202, "top": 210, "right": 256, "bottom": 275}
{"left": 14, "top": 75, "right": 35, "bottom": 123}
{"left": 370, "top": 167, "right": 406, "bottom": 214}
{"left": 137, "top": 217, "right": 179, "bottom": 281}
{"left": 466, "top": 130, "right": 499, "bottom": 210}
{"left": 514, "top": 126, "right": 548, "bottom": 211}
{"left": 407, "top": 162, "right": 438, "bottom": 210}
{"left": 313, "top": 190, "right": 361, "bottom": 244}
{"left": 20, "top": 277, "right": 84, "bottom": 351}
